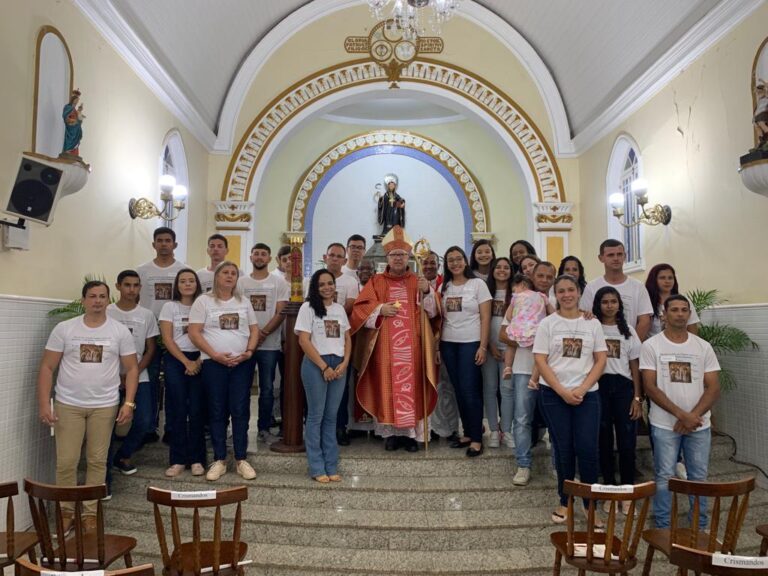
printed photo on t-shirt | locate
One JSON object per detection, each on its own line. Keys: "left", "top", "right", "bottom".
{"left": 80, "top": 344, "right": 103, "bottom": 363}
{"left": 219, "top": 313, "right": 240, "bottom": 330}
{"left": 446, "top": 296, "right": 463, "bottom": 312}
{"left": 562, "top": 337, "right": 583, "bottom": 359}
{"left": 181, "top": 317, "right": 189, "bottom": 335}
{"left": 324, "top": 319, "right": 341, "bottom": 338}
{"left": 606, "top": 339, "right": 621, "bottom": 359}
{"left": 669, "top": 361, "right": 692, "bottom": 383}
{"left": 127, "top": 327, "right": 134, "bottom": 335}
{"left": 250, "top": 294, "right": 267, "bottom": 312}
{"left": 154, "top": 283, "right": 172, "bottom": 300}
{"left": 492, "top": 299, "right": 505, "bottom": 317}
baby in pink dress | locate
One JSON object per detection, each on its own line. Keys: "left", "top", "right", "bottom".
{"left": 503, "top": 274, "right": 551, "bottom": 378}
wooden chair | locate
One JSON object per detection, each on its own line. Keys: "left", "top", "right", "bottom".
{"left": 16, "top": 557, "right": 155, "bottom": 576}
{"left": 550, "top": 480, "right": 656, "bottom": 575}
{"left": 758, "top": 525, "right": 768, "bottom": 556}
{"left": 642, "top": 476, "right": 755, "bottom": 576}
{"left": 669, "top": 543, "right": 768, "bottom": 576}
{"left": 0, "top": 481, "right": 39, "bottom": 571}
{"left": 24, "top": 478, "right": 136, "bottom": 571}
{"left": 147, "top": 485, "right": 249, "bottom": 575}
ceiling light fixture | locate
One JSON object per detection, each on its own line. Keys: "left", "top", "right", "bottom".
{"left": 368, "top": 0, "right": 461, "bottom": 41}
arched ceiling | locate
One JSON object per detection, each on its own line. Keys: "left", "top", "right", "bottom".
{"left": 74, "top": 0, "right": 760, "bottom": 153}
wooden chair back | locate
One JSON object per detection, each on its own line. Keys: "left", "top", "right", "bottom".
{"left": 147, "top": 486, "right": 249, "bottom": 575}
{"left": 670, "top": 543, "right": 768, "bottom": 575}
{"left": 561, "top": 480, "right": 656, "bottom": 567}
{"left": 0, "top": 481, "right": 20, "bottom": 567}
{"left": 757, "top": 524, "right": 768, "bottom": 556}
{"left": 669, "top": 476, "right": 755, "bottom": 554}
{"left": 16, "top": 557, "right": 155, "bottom": 576}
{"left": 24, "top": 478, "right": 108, "bottom": 570}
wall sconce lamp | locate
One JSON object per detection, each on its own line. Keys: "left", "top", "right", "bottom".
{"left": 609, "top": 178, "right": 672, "bottom": 228}
{"left": 129, "top": 174, "right": 187, "bottom": 220}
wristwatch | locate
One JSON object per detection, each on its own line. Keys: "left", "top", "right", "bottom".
{"left": 124, "top": 401, "right": 137, "bottom": 409}
{"left": 633, "top": 396, "right": 643, "bottom": 403}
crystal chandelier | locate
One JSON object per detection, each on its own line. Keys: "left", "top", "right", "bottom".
{"left": 368, "top": 0, "right": 462, "bottom": 41}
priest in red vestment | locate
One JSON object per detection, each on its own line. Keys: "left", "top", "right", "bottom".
{"left": 350, "top": 226, "right": 441, "bottom": 452}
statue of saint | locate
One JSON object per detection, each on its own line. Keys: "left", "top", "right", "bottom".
{"left": 754, "top": 81, "right": 768, "bottom": 151}
{"left": 376, "top": 173, "right": 406, "bottom": 236}
{"left": 62, "top": 89, "right": 85, "bottom": 157}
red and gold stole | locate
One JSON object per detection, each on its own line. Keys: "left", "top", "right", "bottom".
{"left": 387, "top": 279, "right": 417, "bottom": 428}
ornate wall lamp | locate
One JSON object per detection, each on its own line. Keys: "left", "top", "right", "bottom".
{"left": 129, "top": 174, "right": 187, "bottom": 220}
{"left": 609, "top": 178, "right": 671, "bottom": 228}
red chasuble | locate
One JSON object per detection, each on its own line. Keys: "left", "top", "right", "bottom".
{"left": 350, "top": 270, "right": 441, "bottom": 428}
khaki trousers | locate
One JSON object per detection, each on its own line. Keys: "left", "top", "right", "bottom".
{"left": 54, "top": 401, "right": 118, "bottom": 517}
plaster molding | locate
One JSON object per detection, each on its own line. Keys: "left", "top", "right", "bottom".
{"left": 321, "top": 112, "right": 466, "bottom": 127}
{"left": 73, "top": 0, "right": 217, "bottom": 150}
{"left": 214, "top": 201, "right": 254, "bottom": 231}
{"left": 573, "top": 0, "right": 763, "bottom": 154}
{"left": 534, "top": 202, "right": 574, "bottom": 231}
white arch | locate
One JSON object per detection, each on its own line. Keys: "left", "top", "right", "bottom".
{"left": 214, "top": 0, "right": 573, "bottom": 156}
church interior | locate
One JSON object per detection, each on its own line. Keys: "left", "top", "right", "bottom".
{"left": 1, "top": 1, "right": 768, "bottom": 574}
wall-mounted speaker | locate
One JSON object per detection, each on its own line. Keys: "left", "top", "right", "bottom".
{"left": 2, "top": 154, "right": 69, "bottom": 226}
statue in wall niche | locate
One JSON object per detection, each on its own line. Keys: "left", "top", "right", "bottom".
{"left": 61, "top": 89, "right": 85, "bottom": 158}
{"left": 753, "top": 80, "right": 768, "bottom": 151}
{"left": 374, "top": 173, "right": 406, "bottom": 237}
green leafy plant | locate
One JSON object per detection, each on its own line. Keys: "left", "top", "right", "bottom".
{"left": 685, "top": 289, "right": 759, "bottom": 392}
{"left": 47, "top": 274, "right": 113, "bottom": 320}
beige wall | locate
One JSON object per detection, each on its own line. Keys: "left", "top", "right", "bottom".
{"left": 0, "top": 0, "right": 210, "bottom": 299}
{"left": 577, "top": 4, "right": 768, "bottom": 303}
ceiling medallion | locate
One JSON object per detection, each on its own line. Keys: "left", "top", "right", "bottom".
{"left": 367, "top": 0, "right": 461, "bottom": 42}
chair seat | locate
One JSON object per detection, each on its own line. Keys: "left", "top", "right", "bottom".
{"left": 167, "top": 540, "right": 248, "bottom": 576}
{"left": 551, "top": 531, "right": 637, "bottom": 573}
{"left": 0, "top": 532, "right": 39, "bottom": 566}
{"left": 43, "top": 534, "right": 137, "bottom": 571}
{"left": 642, "top": 527, "right": 722, "bottom": 555}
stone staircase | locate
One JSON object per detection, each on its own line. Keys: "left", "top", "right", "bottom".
{"left": 104, "top": 434, "right": 767, "bottom": 575}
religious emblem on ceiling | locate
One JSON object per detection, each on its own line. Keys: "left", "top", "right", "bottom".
{"left": 344, "top": 19, "right": 443, "bottom": 88}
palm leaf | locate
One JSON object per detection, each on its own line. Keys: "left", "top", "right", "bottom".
{"left": 685, "top": 289, "right": 726, "bottom": 316}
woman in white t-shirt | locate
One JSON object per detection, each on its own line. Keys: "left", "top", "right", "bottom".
{"left": 159, "top": 268, "right": 205, "bottom": 478}
{"left": 188, "top": 261, "right": 260, "bottom": 482}
{"left": 593, "top": 286, "right": 642, "bottom": 514}
{"left": 440, "top": 246, "right": 492, "bottom": 457}
{"left": 469, "top": 239, "right": 495, "bottom": 281}
{"left": 645, "top": 263, "right": 700, "bottom": 338}
{"left": 533, "top": 275, "right": 607, "bottom": 524}
{"left": 296, "top": 270, "right": 351, "bottom": 483}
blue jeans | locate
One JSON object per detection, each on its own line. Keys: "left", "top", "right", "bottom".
{"left": 500, "top": 373, "right": 536, "bottom": 468}
{"left": 147, "top": 344, "right": 163, "bottom": 433}
{"left": 202, "top": 357, "right": 255, "bottom": 461}
{"left": 598, "top": 373, "right": 637, "bottom": 485}
{"left": 440, "top": 341, "right": 484, "bottom": 443}
{"left": 254, "top": 349, "right": 280, "bottom": 432}
{"left": 539, "top": 386, "right": 601, "bottom": 506}
{"left": 301, "top": 355, "right": 345, "bottom": 477}
{"left": 113, "top": 381, "right": 153, "bottom": 461}
{"left": 651, "top": 425, "right": 711, "bottom": 529}
{"left": 481, "top": 355, "right": 502, "bottom": 432}
{"left": 165, "top": 352, "right": 206, "bottom": 466}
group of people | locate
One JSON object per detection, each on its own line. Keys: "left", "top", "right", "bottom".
{"left": 37, "top": 225, "right": 719, "bottom": 533}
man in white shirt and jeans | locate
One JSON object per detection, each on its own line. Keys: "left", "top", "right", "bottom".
{"left": 640, "top": 294, "right": 720, "bottom": 529}
{"left": 580, "top": 239, "right": 653, "bottom": 340}
{"left": 197, "top": 234, "right": 231, "bottom": 293}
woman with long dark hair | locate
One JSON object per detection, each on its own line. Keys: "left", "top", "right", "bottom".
{"left": 509, "top": 240, "right": 537, "bottom": 273}
{"left": 296, "top": 269, "right": 351, "bottom": 483}
{"left": 519, "top": 254, "right": 541, "bottom": 278}
{"left": 469, "top": 239, "right": 496, "bottom": 281}
{"left": 592, "top": 286, "right": 642, "bottom": 513}
{"left": 558, "top": 256, "right": 587, "bottom": 293}
{"left": 645, "top": 263, "right": 700, "bottom": 338}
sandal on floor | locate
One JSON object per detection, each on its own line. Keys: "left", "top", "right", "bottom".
{"left": 328, "top": 474, "right": 342, "bottom": 482}
{"left": 551, "top": 507, "right": 569, "bottom": 524}
{"left": 313, "top": 475, "right": 330, "bottom": 483}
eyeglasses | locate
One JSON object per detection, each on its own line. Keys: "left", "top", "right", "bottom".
{"left": 387, "top": 252, "right": 408, "bottom": 258}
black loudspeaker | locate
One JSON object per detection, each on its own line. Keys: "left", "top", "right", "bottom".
{"left": 3, "top": 156, "right": 64, "bottom": 225}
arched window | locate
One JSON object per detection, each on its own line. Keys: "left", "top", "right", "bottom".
{"left": 159, "top": 130, "right": 189, "bottom": 260}
{"left": 606, "top": 134, "right": 643, "bottom": 271}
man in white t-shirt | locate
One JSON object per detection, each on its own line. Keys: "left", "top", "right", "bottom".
{"left": 272, "top": 245, "right": 291, "bottom": 282}
{"left": 580, "top": 239, "right": 653, "bottom": 340}
{"left": 640, "top": 294, "right": 721, "bottom": 529}
{"left": 197, "top": 234, "right": 233, "bottom": 293}
{"left": 106, "top": 270, "right": 160, "bottom": 476}
{"left": 239, "top": 243, "right": 290, "bottom": 444}
{"left": 341, "top": 234, "right": 366, "bottom": 280}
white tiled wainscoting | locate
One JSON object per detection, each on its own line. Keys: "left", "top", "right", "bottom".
{"left": 0, "top": 295, "right": 63, "bottom": 529}
{"left": 704, "top": 304, "right": 768, "bottom": 489}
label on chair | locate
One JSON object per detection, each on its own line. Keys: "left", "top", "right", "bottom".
{"left": 712, "top": 554, "right": 768, "bottom": 569}
{"left": 42, "top": 571, "right": 105, "bottom": 576}
{"left": 171, "top": 490, "right": 216, "bottom": 500}
{"left": 590, "top": 484, "right": 634, "bottom": 494}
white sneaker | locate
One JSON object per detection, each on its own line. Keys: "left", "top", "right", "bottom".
{"left": 165, "top": 464, "right": 185, "bottom": 478}
{"left": 258, "top": 430, "right": 278, "bottom": 444}
{"left": 542, "top": 430, "right": 552, "bottom": 450}
{"left": 236, "top": 459, "right": 257, "bottom": 480}
{"left": 206, "top": 460, "right": 227, "bottom": 481}
{"left": 512, "top": 467, "right": 531, "bottom": 486}
{"left": 502, "top": 432, "right": 516, "bottom": 449}
{"left": 488, "top": 431, "right": 500, "bottom": 448}
{"left": 676, "top": 461, "right": 688, "bottom": 480}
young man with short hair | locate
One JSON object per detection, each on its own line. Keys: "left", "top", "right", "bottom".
{"left": 580, "top": 239, "right": 653, "bottom": 340}
{"left": 107, "top": 270, "right": 159, "bottom": 475}
{"left": 197, "top": 234, "right": 231, "bottom": 293}
{"left": 342, "top": 234, "right": 367, "bottom": 279}
{"left": 238, "top": 243, "right": 290, "bottom": 444}
{"left": 272, "top": 245, "right": 292, "bottom": 282}
{"left": 324, "top": 242, "right": 360, "bottom": 314}
{"left": 640, "top": 294, "right": 720, "bottom": 528}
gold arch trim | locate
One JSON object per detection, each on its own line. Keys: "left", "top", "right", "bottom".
{"left": 288, "top": 129, "right": 489, "bottom": 233}
{"left": 221, "top": 58, "right": 565, "bottom": 205}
